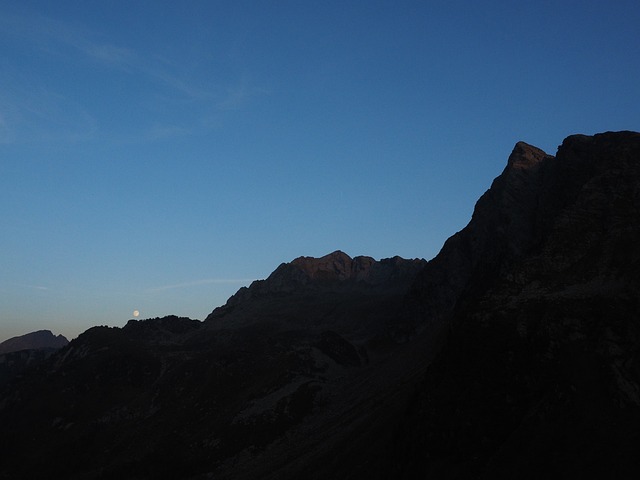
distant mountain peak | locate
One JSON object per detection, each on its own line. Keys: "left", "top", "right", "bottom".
{"left": 0, "top": 330, "right": 69, "bottom": 354}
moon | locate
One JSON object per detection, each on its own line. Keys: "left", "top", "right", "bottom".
{"left": 133, "top": 310, "right": 140, "bottom": 318}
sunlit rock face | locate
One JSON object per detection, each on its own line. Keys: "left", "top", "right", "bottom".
{"left": 1, "top": 131, "right": 639, "bottom": 480}
{"left": 211, "top": 250, "right": 426, "bottom": 306}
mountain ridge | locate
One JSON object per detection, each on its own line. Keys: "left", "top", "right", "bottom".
{"left": 0, "top": 131, "right": 638, "bottom": 479}
{"left": 206, "top": 251, "right": 426, "bottom": 325}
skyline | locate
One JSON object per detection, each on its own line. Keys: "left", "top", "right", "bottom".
{"left": 1, "top": 0, "right": 639, "bottom": 342}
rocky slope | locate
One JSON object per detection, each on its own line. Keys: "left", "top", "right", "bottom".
{"left": 0, "top": 131, "right": 638, "bottom": 479}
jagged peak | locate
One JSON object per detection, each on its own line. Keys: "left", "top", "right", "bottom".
{"left": 207, "top": 251, "right": 427, "bottom": 317}
{"left": 291, "top": 250, "right": 353, "bottom": 268}
{"left": 289, "top": 250, "right": 375, "bottom": 281}
{"left": 507, "top": 141, "right": 551, "bottom": 169}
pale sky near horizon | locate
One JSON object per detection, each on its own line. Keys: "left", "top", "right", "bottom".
{"left": 1, "top": 0, "right": 639, "bottom": 343}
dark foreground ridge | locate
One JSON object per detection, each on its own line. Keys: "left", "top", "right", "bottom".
{"left": 0, "top": 131, "right": 639, "bottom": 479}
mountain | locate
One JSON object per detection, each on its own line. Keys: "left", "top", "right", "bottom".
{"left": 0, "top": 330, "right": 69, "bottom": 391}
{"left": 0, "top": 254, "right": 427, "bottom": 479}
{"left": 0, "top": 330, "right": 69, "bottom": 354}
{"left": 389, "top": 131, "right": 640, "bottom": 478}
{"left": 206, "top": 250, "right": 427, "bottom": 342}
{"left": 0, "top": 131, "right": 638, "bottom": 479}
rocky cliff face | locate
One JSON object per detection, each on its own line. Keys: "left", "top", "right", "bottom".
{"left": 0, "top": 131, "right": 638, "bottom": 479}
{"left": 388, "top": 131, "right": 640, "bottom": 478}
{"left": 409, "top": 140, "right": 554, "bottom": 328}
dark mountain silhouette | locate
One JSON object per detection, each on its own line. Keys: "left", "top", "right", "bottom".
{"left": 0, "top": 329, "right": 68, "bottom": 354}
{"left": 0, "top": 131, "right": 638, "bottom": 479}
{"left": 388, "top": 131, "right": 640, "bottom": 479}
{"left": 0, "top": 331, "right": 69, "bottom": 388}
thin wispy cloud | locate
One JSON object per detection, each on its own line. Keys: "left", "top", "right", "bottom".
{"left": 0, "top": 12, "right": 135, "bottom": 71}
{"left": 13, "top": 283, "right": 49, "bottom": 291}
{"left": 82, "top": 43, "right": 136, "bottom": 69}
{"left": 0, "top": 11, "right": 266, "bottom": 145}
{"left": 218, "top": 78, "right": 270, "bottom": 110}
{"left": 0, "top": 81, "right": 98, "bottom": 144}
{"left": 141, "top": 124, "right": 194, "bottom": 142}
{"left": 141, "top": 64, "right": 217, "bottom": 102}
{"left": 146, "top": 278, "right": 254, "bottom": 293}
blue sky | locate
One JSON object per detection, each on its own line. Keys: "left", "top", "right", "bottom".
{"left": 1, "top": 0, "right": 639, "bottom": 342}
